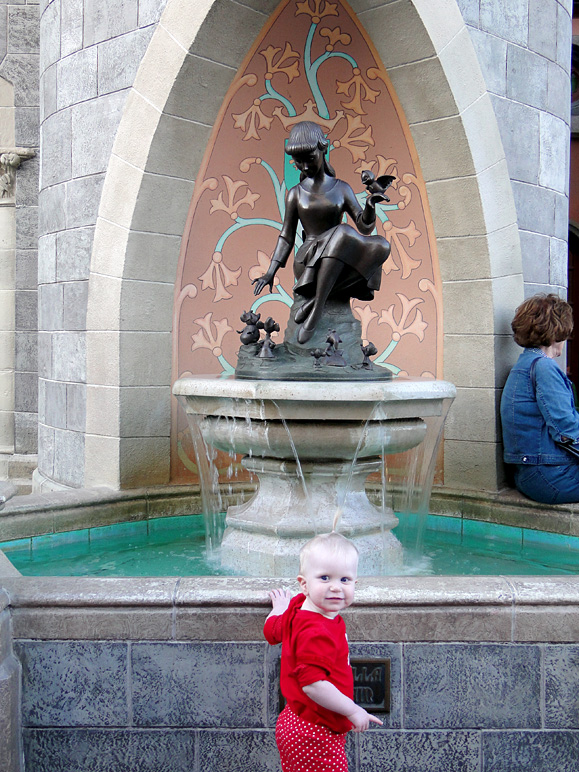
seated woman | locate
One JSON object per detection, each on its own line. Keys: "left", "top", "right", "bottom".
{"left": 500, "top": 293, "right": 579, "bottom": 504}
{"left": 252, "top": 121, "right": 390, "bottom": 344}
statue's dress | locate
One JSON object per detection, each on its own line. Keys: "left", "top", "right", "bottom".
{"left": 282, "top": 178, "right": 390, "bottom": 303}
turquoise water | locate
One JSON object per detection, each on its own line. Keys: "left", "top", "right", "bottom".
{"left": 2, "top": 513, "right": 579, "bottom": 576}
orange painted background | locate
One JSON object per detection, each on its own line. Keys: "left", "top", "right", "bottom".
{"left": 172, "top": 0, "right": 442, "bottom": 483}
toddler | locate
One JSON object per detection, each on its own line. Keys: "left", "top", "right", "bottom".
{"left": 264, "top": 532, "right": 382, "bottom": 772}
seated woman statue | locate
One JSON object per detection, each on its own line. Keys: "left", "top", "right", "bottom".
{"left": 252, "top": 121, "right": 391, "bottom": 345}
{"left": 500, "top": 293, "right": 579, "bottom": 504}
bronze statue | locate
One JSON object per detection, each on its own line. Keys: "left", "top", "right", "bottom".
{"left": 252, "top": 122, "right": 391, "bottom": 344}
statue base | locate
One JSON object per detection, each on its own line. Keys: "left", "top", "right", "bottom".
{"left": 235, "top": 297, "right": 393, "bottom": 381}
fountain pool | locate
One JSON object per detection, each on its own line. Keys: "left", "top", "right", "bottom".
{"left": 2, "top": 511, "right": 579, "bottom": 577}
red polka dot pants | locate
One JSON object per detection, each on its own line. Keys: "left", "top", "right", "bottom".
{"left": 275, "top": 705, "right": 348, "bottom": 772}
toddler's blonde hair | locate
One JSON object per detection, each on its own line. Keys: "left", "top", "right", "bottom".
{"left": 299, "top": 532, "right": 359, "bottom": 575}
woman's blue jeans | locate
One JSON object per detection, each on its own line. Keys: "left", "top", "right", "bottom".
{"left": 514, "top": 462, "right": 579, "bottom": 504}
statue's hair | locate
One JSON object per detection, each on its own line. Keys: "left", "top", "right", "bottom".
{"left": 298, "top": 532, "right": 359, "bottom": 575}
{"left": 285, "top": 121, "right": 336, "bottom": 179}
{"left": 511, "top": 293, "right": 573, "bottom": 347}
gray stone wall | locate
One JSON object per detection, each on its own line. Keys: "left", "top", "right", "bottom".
{"left": 0, "top": 1, "right": 40, "bottom": 456}
{"left": 37, "top": 0, "right": 166, "bottom": 486}
{"left": 14, "top": 637, "right": 579, "bottom": 771}
{"left": 457, "top": 0, "right": 572, "bottom": 298}
{"left": 0, "top": 590, "right": 22, "bottom": 772}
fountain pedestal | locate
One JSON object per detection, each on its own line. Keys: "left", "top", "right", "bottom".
{"left": 173, "top": 377, "right": 456, "bottom": 576}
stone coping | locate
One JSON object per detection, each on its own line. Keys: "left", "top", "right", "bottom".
{"left": 2, "top": 575, "right": 579, "bottom": 643}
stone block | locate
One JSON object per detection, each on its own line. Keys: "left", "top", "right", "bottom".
{"left": 410, "top": 115, "right": 474, "bottom": 183}
{"left": 404, "top": 643, "right": 541, "bottom": 729}
{"left": 119, "top": 331, "right": 171, "bottom": 386}
{"left": 443, "top": 438, "right": 502, "bottom": 491}
{"left": 120, "top": 278, "right": 173, "bottom": 332}
{"left": 97, "top": 155, "right": 143, "bottom": 229}
{"left": 130, "top": 171, "right": 195, "bottom": 236}
{"left": 529, "top": 0, "right": 558, "bottom": 60}
{"left": 39, "top": 0, "right": 59, "bottom": 73}
{"left": 481, "top": 730, "right": 579, "bottom": 771}
{"left": 17, "top": 640, "right": 128, "bottom": 727}
{"left": 545, "top": 645, "right": 579, "bottom": 728}
{"left": 85, "top": 273, "right": 121, "bottom": 330}
{"left": 550, "top": 237, "right": 568, "bottom": 286}
{"left": 8, "top": 5, "right": 39, "bottom": 54}
{"left": 43, "top": 379, "right": 66, "bottom": 429}
{"left": 83, "top": 434, "right": 119, "bottom": 488}
{"left": 38, "top": 233, "right": 56, "bottom": 285}
{"left": 63, "top": 281, "right": 88, "bottom": 331}
{"left": 360, "top": 0, "right": 435, "bottom": 70}
{"left": 389, "top": 58, "right": 458, "bottom": 126}
{"left": 15, "top": 207, "right": 37, "bottom": 251}
{"left": 38, "top": 282, "right": 62, "bottom": 331}
{"left": 86, "top": 330, "right": 119, "bottom": 386}
{"left": 556, "top": 1, "right": 572, "bottom": 72}
{"left": 0, "top": 289, "right": 14, "bottom": 331}
{"left": 37, "top": 333, "right": 51, "bottom": 379}
{"left": 51, "top": 331, "right": 85, "bottom": 382}
{"left": 443, "top": 279, "right": 494, "bottom": 335}
{"left": 165, "top": 53, "right": 235, "bottom": 125}
{"left": 15, "top": 249, "right": 37, "bottom": 290}
{"left": 443, "top": 386, "right": 499, "bottom": 443}
{"left": 554, "top": 190, "right": 569, "bottom": 239}
{"left": 511, "top": 181, "right": 556, "bottom": 237}
{"left": 119, "top": 435, "right": 169, "bottom": 487}
{"left": 131, "top": 641, "right": 266, "bottom": 727}
{"left": 38, "top": 184, "right": 66, "bottom": 236}
{"left": 349, "top": 642, "right": 402, "bottom": 729}
{"left": 124, "top": 230, "right": 181, "bottom": 282}
{"left": 0, "top": 370, "right": 13, "bottom": 411}
{"left": 71, "top": 91, "right": 127, "bottom": 178}
{"left": 14, "top": 372, "right": 37, "bottom": 412}
{"left": 507, "top": 44, "right": 549, "bottom": 110}
{"left": 455, "top": 0, "right": 479, "bottom": 27}
{"left": 15, "top": 105, "right": 39, "bottom": 147}
{"left": 539, "top": 113, "right": 570, "bottom": 195}
{"left": 85, "top": 385, "right": 119, "bottom": 436}
{"left": 198, "top": 730, "right": 278, "bottom": 772}
{"left": 14, "top": 410, "right": 37, "bottom": 453}
{"left": 57, "top": 47, "right": 97, "bottom": 112}
{"left": 444, "top": 333, "right": 496, "bottom": 387}
{"left": 15, "top": 155, "right": 39, "bottom": 210}
{"left": 0, "top": 53, "right": 39, "bottom": 106}
{"left": 426, "top": 176, "right": 486, "bottom": 238}
{"left": 548, "top": 61, "right": 571, "bottom": 122}
{"left": 138, "top": 0, "right": 166, "bottom": 27}
{"left": 490, "top": 95, "right": 539, "bottom": 185}
{"left": 0, "top": 331, "right": 15, "bottom": 370}
{"left": 23, "top": 728, "right": 197, "bottom": 772}
{"left": 41, "top": 62, "right": 56, "bottom": 122}
{"left": 57, "top": 226, "right": 93, "bottom": 282}
{"left": 83, "top": 0, "right": 137, "bottom": 47}
{"left": 97, "top": 26, "right": 154, "bottom": 95}
{"left": 119, "top": 385, "right": 170, "bottom": 437}
{"left": 145, "top": 113, "right": 210, "bottom": 181}
{"left": 60, "top": 0, "right": 83, "bottom": 57}
{"left": 519, "top": 230, "right": 550, "bottom": 285}
{"left": 480, "top": 0, "right": 528, "bottom": 46}
{"left": 65, "top": 383, "right": 85, "bottom": 432}
{"left": 15, "top": 289, "right": 37, "bottom": 331}
{"left": 0, "top": 655, "right": 21, "bottom": 772}
{"left": 439, "top": 26, "right": 487, "bottom": 114}
{"left": 188, "top": 0, "right": 264, "bottom": 70}
{"left": 37, "top": 421, "right": 54, "bottom": 477}
{"left": 65, "top": 173, "right": 105, "bottom": 230}
{"left": 360, "top": 730, "right": 480, "bottom": 772}
{"left": 52, "top": 427, "right": 84, "bottom": 486}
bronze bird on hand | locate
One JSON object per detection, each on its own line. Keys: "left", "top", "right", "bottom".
{"left": 360, "top": 170, "right": 396, "bottom": 203}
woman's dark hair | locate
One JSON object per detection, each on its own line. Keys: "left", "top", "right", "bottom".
{"left": 285, "top": 121, "right": 336, "bottom": 179}
{"left": 511, "top": 293, "right": 574, "bottom": 347}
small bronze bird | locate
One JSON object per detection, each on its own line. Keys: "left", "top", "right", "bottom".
{"left": 360, "top": 170, "right": 396, "bottom": 203}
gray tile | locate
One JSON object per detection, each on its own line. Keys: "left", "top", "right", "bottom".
{"left": 15, "top": 154, "right": 39, "bottom": 207}
{"left": 198, "top": 729, "right": 278, "bottom": 772}
{"left": 404, "top": 644, "right": 541, "bottom": 729}
{"left": 57, "top": 47, "right": 98, "bottom": 111}
{"left": 481, "top": 730, "right": 579, "bottom": 771}
{"left": 38, "top": 233, "right": 57, "bottom": 284}
{"left": 7, "top": 5, "right": 39, "bottom": 54}
{"left": 41, "top": 61, "right": 57, "bottom": 122}
{"left": 137, "top": 0, "right": 167, "bottom": 27}
{"left": 71, "top": 91, "right": 126, "bottom": 177}
{"left": 97, "top": 26, "right": 154, "bottom": 95}
{"left": 37, "top": 333, "right": 52, "bottom": 379}
{"left": 44, "top": 379, "right": 66, "bottom": 429}
{"left": 468, "top": 28, "right": 507, "bottom": 97}
{"left": 63, "top": 281, "right": 88, "bottom": 331}
{"left": 480, "top": 0, "right": 528, "bottom": 45}
{"left": 360, "top": 730, "right": 480, "bottom": 772}
{"left": 65, "top": 174, "right": 105, "bottom": 230}
{"left": 0, "top": 52, "right": 39, "bottom": 106}
{"left": 51, "top": 331, "right": 85, "bottom": 381}
{"left": 23, "top": 728, "right": 196, "bottom": 772}
{"left": 39, "top": 0, "right": 60, "bottom": 73}
{"left": 528, "top": 0, "right": 558, "bottom": 60}
{"left": 556, "top": 1, "right": 572, "bottom": 72}
{"left": 511, "top": 181, "right": 556, "bottom": 236}
{"left": 519, "top": 230, "right": 550, "bottom": 285}
{"left": 83, "top": 0, "right": 138, "bottom": 47}
{"left": 57, "top": 227, "right": 94, "bottom": 282}
{"left": 60, "top": 0, "right": 83, "bottom": 57}
{"left": 15, "top": 105, "right": 39, "bottom": 147}
{"left": 14, "top": 371, "right": 38, "bottom": 412}
{"left": 40, "top": 110, "right": 72, "bottom": 188}
{"left": 490, "top": 94, "right": 539, "bottom": 184}
{"left": 547, "top": 61, "right": 571, "bottom": 122}
{"left": 545, "top": 644, "right": 579, "bottom": 728}
{"left": 15, "top": 248, "right": 38, "bottom": 290}
{"left": 15, "top": 206, "right": 38, "bottom": 251}
{"left": 455, "top": 0, "right": 479, "bottom": 27}
{"left": 66, "top": 383, "right": 86, "bottom": 432}
{"left": 191, "top": 0, "right": 266, "bottom": 70}
{"left": 16, "top": 640, "right": 129, "bottom": 727}
{"left": 38, "top": 182, "right": 66, "bottom": 236}
{"left": 15, "top": 288, "right": 37, "bottom": 330}
{"left": 15, "top": 330, "right": 38, "bottom": 372}
{"left": 38, "top": 282, "right": 63, "bottom": 331}
{"left": 506, "top": 44, "right": 549, "bottom": 110}
{"left": 14, "top": 410, "right": 37, "bottom": 453}
{"left": 53, "top": 428, "right": 85, "bottom": 487}
{"left": 132, "top": 642, "right": 266, "bottom": 727}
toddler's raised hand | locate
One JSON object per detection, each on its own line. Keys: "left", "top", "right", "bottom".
{"left": 268, "top": 588, "right": 292, "bottom": 615}
{"left": 347, "top": 705, "right": 383, "bottom": 733}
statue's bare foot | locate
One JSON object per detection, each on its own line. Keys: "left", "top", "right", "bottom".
{"left": 294, "top": 299, "right": 315, "bottom": 324}
{"left": 297, "top": 324, "right": 316, "bottom": 344}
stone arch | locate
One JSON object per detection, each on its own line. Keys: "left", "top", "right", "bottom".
{"left": 85, "top": 0, "right": 522, "bottom": 490}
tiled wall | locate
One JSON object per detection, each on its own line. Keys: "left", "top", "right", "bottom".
{"left": 15, "top": 638, "right": 579, "bottom": 771}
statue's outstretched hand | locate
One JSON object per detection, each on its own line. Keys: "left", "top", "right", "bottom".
{"left": 252, "top": 273, "right": 274, "bottom": 295}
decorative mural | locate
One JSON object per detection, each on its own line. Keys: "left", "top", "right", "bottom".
{"left": 172, "top": 0, "right": 442, "bottom": 482}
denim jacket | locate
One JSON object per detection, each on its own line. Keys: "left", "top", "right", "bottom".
{"left": 500, "top": 347, "right": 579, "bottom": 465}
